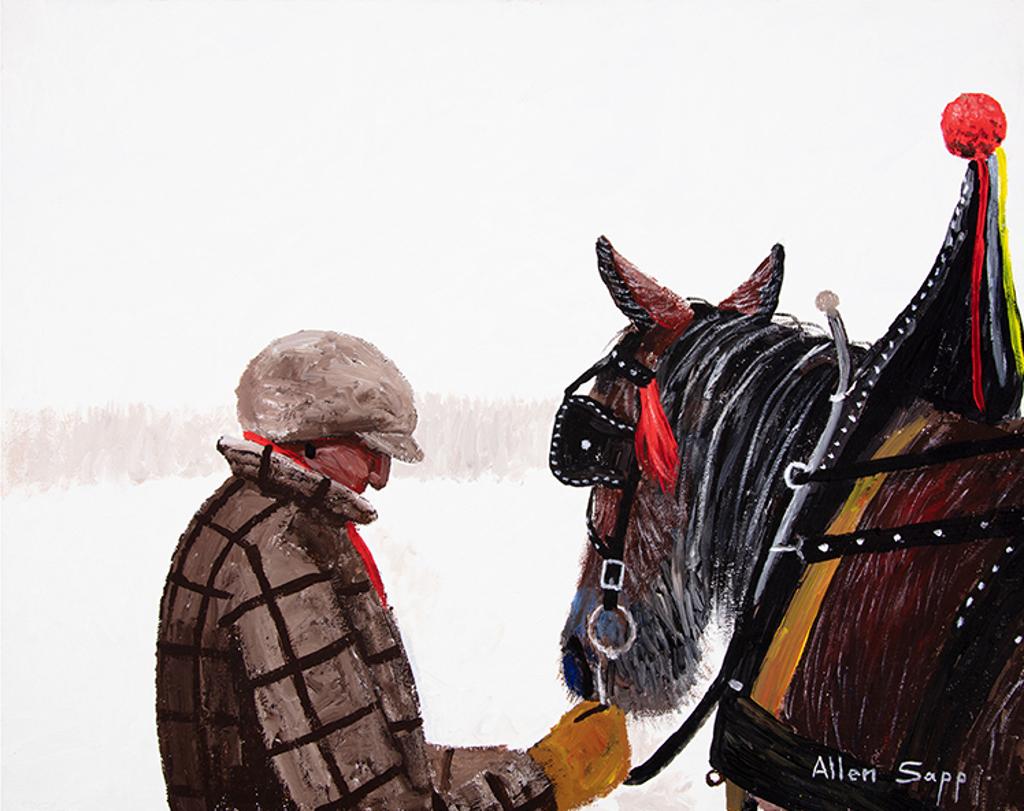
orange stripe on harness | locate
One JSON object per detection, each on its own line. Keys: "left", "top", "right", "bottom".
{"left": 750, "top": 414, "right": 929, "bottom": 717}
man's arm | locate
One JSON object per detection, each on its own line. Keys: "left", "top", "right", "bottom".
{"left": 426, "top": 744, "right": 555, "bottom": 810}
{"left": 424, "top": 700, "right": 630, "bottom": 811}
{"left": 223, "top": 517, "right": 626, "bottom": 810}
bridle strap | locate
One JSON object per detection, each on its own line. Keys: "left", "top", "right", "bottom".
{"left": 799, "top": 505, "right": 1023, "bottom": 562}
{"left": 570, "top": 334, "right": 657, "bottom": 608}
{"left": 791, "top": 433, "right": 1024, "bottom": 485}
{"left": 564, "top": 355, "right": 615, "bottom": 397}
{"left": 585, "top": 446, "right": 642, "bottom": 610}
{"left": 603, "top": 470, "right": 640, "bottom": 610}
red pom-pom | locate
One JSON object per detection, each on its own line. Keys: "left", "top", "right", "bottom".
{"left": 941, "top": 93, "right": 1006, "bottom": 160}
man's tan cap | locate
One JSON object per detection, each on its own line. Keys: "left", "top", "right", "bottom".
{"left": 236, "top": 330, "right": 423, "bottom": 463}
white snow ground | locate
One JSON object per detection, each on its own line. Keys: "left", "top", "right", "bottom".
{"left": 2, "top": 471, "right": 726, "bottom": 810}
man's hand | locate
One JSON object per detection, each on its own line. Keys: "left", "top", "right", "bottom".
{"left": 528, "top": 702, "right": 630, "bottom": 810}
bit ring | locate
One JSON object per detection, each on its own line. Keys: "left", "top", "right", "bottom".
{"left": 587, "top": 604, "right": 637, "bottom": 661}
{"left": 705, "top": 769, "right": 725, "bottom": 787}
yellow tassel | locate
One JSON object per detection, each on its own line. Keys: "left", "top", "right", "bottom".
{"left": 996, "top": 147, "right": 1024, "bottom": 374}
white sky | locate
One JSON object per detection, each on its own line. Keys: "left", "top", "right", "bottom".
{"left": 3, "top": 0, "right": 1023, "bottom": 410}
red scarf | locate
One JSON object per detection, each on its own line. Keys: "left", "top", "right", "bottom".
{"left": 243, "top": 431, "right": 388, "bottom": 606}
{"left": 242, "top": 430, "right": 313, "bottom": 470}
{"left": 346, "top": 523, "right": 387, "bottom": 607}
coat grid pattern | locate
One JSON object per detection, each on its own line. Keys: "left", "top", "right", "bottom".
{"left": 156, "top": 438, "right": 555, "bottom": 811}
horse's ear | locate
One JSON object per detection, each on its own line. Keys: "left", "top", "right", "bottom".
{"left": 718, "top": 244, "right": 785, "bottom": 317}
{"left": 596, "top": 236, "right": 693, "bottom": 332}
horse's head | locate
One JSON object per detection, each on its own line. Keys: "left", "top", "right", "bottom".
{"left": 555, "top": 237, "right": 842, "bottom": 714}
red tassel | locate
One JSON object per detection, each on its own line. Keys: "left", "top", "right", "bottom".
{"left": 970, "top": 158, "right": 990, "bottom": 414}
{"left": 635, "top": 380, "right": 679, "bottom": 493}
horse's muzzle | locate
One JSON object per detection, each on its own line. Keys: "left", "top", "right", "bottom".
{"left": 561, "top": 635, "right": 595, "bottom": 700}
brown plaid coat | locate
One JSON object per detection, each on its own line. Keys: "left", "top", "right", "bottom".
{"left": 157, "top": 437, "right": 555, "bottom": 811}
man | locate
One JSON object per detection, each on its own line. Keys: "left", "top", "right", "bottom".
{"left": 156, "top": 330, "right": 629, "bottom": 810}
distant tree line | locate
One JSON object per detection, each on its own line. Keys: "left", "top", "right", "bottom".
{"left": 1, "top": 395, "right": 559, "bottom": 492}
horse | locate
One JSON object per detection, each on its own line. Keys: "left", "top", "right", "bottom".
{"left": 551, "top": 98, "right": 1024, "bottom": 810}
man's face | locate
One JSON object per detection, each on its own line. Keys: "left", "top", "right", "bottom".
{"left": 290, "top": 437, "right": 391, "bottom": 493}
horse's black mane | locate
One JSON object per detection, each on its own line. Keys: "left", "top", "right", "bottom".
{"left": 621, "top": 307, "right": 862, "bottom": 697}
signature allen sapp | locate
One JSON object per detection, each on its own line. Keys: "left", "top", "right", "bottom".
{"left": 811, "top": 755, "right": 969, "bottom": 805}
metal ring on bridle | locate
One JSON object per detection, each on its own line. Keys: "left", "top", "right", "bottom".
{"left": 587, "top": 604, "right": 637, "bottom": 660}
{"left": 783, "top": 460, "right": 810, "bottom": 490}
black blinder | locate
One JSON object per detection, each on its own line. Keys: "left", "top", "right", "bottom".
{"left": 550, "top": 395, "right": 635, "bottom": 488}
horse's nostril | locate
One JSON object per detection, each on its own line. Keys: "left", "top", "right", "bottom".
{"left": 562, "top": 636, "right": 594, "bottom": 700}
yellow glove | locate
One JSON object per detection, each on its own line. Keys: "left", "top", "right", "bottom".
{"left": 528, "top": 702, "right": 631, "bottom": 810}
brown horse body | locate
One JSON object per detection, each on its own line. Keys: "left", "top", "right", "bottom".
{"left": 716, "top": 401, "right": 1024, "bottom": 809}
{"left": 554, "top": 125, "right": 1024, "bottom": 809}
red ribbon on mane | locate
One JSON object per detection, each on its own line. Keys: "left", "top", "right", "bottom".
{"left": 635, "top": 379, "right": 679, "bottom": 493}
